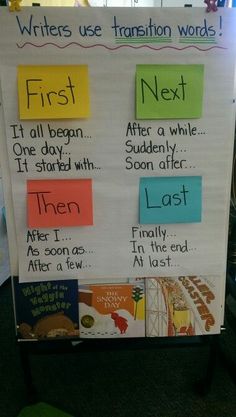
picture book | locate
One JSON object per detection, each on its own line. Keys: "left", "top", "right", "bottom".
{"left": 13, "top": 278, "right": 80, "bottom": 340}
{"left": 146, "top": 276, "right": 222, "bottom": 337}
{"left": 78, "top": 282, "right": 145, "bottom": 338}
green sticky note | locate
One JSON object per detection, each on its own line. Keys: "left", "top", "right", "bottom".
{"left": 136, "top": 64, "right": 204, "bottom": 119}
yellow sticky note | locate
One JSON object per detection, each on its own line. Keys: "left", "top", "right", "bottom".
{"left": 18, "top": 65, "right": 90, "bottom": 120}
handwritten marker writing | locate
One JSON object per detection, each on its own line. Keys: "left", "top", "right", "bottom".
{"left": 18, "top": 65, "right": 90, "bottom": 120}
{"left": 26, "top": 76, "right": 75, "bottom": 109}
{"left": 27, "top": 179, "right": 93, "bottom": 228}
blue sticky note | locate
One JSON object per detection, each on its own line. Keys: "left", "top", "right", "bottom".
{"left": 139, "top": 176, "right": 202, "bottom": 224}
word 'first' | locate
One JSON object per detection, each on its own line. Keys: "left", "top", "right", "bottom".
{"left": 25, "top": 76, "right": 76, "bottom": 109}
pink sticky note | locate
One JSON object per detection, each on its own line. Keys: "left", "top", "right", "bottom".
{"left": 27, "top": 179, "right": 93, "bottom": 228}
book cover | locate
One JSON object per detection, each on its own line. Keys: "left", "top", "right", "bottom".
{"left": 146, "top": 276, "right": 222, "bottom": 337}
{"left": 13, "top": 278, "right": 80, "bottom": 340}
{"left": 78, "top": 282, "right": 145, "bottom": 338}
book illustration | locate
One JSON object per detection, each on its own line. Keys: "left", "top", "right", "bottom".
{"left": 111, "top": 312, "right": 128, "bottom": 334}
{"left": 146, "top": 276, "right": 221, "bottom": 337}
{"left": 132, "top": 285, "right": 144, "bottom": 320}
{"left": 14, "top": 279, "right": 80, "bottom": 340}
{"left": 18, "top": 311, "right": 78, "bottom": 339}
{"left": 78, "top": 282, "right": 145, "bottom": 338}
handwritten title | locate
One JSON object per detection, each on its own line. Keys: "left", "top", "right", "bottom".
{"left": 15, "top": 14, "right": 222, "bottom": 40}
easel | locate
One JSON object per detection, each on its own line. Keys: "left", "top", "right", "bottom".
{"left": 0, "top": 5, "right": 235, "bottom": 410}
{"left": 18, "top": 333, "right": 220, "bottom": 405}
{"left": 216, "top": 273, "right": 236, "bottom": 386}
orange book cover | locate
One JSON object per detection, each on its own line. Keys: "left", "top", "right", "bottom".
{"left": 78, "top": 282, "right": 145, "bottom": 338}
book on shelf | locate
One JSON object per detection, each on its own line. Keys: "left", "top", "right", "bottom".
{"left": 146, "top": 276, "right": 222, "bottom": 337}
{"left": 78, "top": 281, "right": 145, "bottom": 338}
{"left": 13, "top": 278, "right": 80, "bottom": 340}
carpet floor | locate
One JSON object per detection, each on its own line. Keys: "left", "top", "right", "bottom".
{"left": 1, "top": 278, "right": 236, "bottom": 417}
